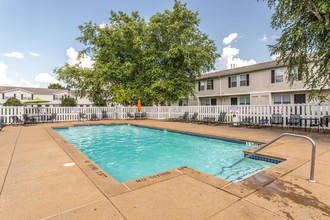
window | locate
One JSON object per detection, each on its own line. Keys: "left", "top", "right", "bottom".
{"left": 179, "top": 101, "right": 188, "bottom": 106}
{"left": 274, "top": 94, "right": 291, "bottom": 104}
{"left": 3, "top": 93, "right": 15, "bottom": 99}
{"left": 228, "top": 76, "right": 237, "bottom": 88}
{"left": 271, "top": 68, "right": 284, "bottom": 83}
{"left": 53, "top": 95, "right": 63, "bottom": 100}
{"left": 22, "top": 94, "right": 33, "bottom": 100}
{"left": 289, "top": 67, "right": 302, "bottom": 82}
{"left": 239, "top": 74, "right": 249, "bottom": 86}
{"left": 203, "top": 99, "right": 210, "bottom": 106}
{"left": 198, "top": 81, "right": 205, "bottom": 91}
{"left": 283, "top": 95, "right": 291, "bottom": 104}
{"left": 80, "top": 105, "right": 84, "bottom": 107}
{"left": 239, "top": 97, "right": 250, "bottom": 105}
{"left": 275, "top": 69, "right": 284, "bottom": 82}
{"left": 207, "top": 80, "right": 214, "bottom": 90}
{"left": 211, "top": 99, "right": 217, "bottom": 105}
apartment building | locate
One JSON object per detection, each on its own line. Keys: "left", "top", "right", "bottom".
{"left": 191, "top": 60, "right": 329, "bottom": 106}
{"left": 0, "top": 86, "right": 93, "bottom": 107}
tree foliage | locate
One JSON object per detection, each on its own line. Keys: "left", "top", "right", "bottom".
{"left": 48, "top": 83, "right": 66, "bottom": 89}
{"left": 263, "top": 0, "right": 330, "bottom": 102}
{"left": 3, "top": 97, "right": 23, "bottom": 106}
{"left": 60, "top": 95, "right": 77, "bottom": 107}
{"left": 55, "top": 0, "right": 219, "bottom": 105}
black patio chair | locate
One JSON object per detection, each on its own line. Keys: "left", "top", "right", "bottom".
{"left": 101, "top": 110, "right": 109, "bottom": 119}
{"left": 22, "top": 114, "right": 36, "bottom": 125}
{"left": 319, "top": 116, "right": 330, "bottom": 134}
{"left": 127, "top": 112, "right": 135, "bottom": 119}
{"left": 79, "top": 112, "right": 88, "bottom": 121}
{"left": 187, "top": 112, "right": 199, "bottom": 123}
{"left": 208, "top": 112, "right": 227, "bottom": 125}
{"left": 10, "top": 116, "right": 24, "bottom": 125}
{"left": 167, "top": 112, "right": 189, "bottom": 122}
{"left": 47, "top": 113, "right": 57, "bottom": 123}
{"left": 140, "top": 112, "right": 147, "bottom": 120}
{"left": 0, "top": 116, "right": 4, "bottom": 131}
{"left": 240, "top": 117, "right": 253, "bottom": 127}
{"left": 252, "top": 118, "right": 269, "bottom": 128}
{"left": 270, "top": 114, "right": 283, "bottom": 129}
{"left": 287, "top": 114, "right": 301, "bottom": 130}
{"left": 196, "top": 117, "right": 215, "bottom": 124}
{"left": 177, "top": 112, "right": 190, "bottom": 122}
{"left": 90, "top": 113, "right": 99, "bottom": 121}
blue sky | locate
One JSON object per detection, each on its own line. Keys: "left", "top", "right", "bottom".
{"left": 0, "top": 0, "right": 280, "bottom": 88}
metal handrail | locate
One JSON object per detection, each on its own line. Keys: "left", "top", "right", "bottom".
{"left": 227, "top": 133, "right": 316, "bottom": 182}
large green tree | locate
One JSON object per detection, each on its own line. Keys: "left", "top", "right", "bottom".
{"left": 264, "top": 0, "right": 329, "bottom": 102}
{"left": 55, "top": 0, "right": 218, "bottom": 105}
{"left": 48, "top": 83, "right": 66, "bottom": 89}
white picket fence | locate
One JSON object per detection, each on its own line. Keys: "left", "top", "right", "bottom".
{"left": 0, "top": 104, "right": 329, "bottom": 129}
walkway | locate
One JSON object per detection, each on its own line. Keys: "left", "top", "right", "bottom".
{"left": 0, "top": 120, "right": 329, "bottom": 219}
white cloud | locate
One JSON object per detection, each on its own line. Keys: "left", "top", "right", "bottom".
{"left": 219, "top": 46, "right": 256, "bottom": 69}
{"left": 271, "top": 35, "right": 280, "bottom": 39}
{"left": 99, "top": 23, "right": 107, "bottom": 28}
{"left": 3, "top": 52, "right": 24, "bottom": 59}
{"left": 223, "top": 33, "right": 238, "bottom": 45}
{"left": 30, "top": 52, "right": 40, "bottom": 57}
{"left": 260, "top": 35, "right": 267, "bottom": 42}
{"left": 35, "top": 72, "right": 60, "bottom": 84}
{"left": 19, "top": 78, "right": 40, "bottom": 88}
{"left": 0, "top": 62, "right": 40, "bottom": 87}
{"left": 0, "top": 62, "right": 16, "bottom": 85}
{"left": 271, "top": 53, "right": 280, "bottom": 60}
{"left": 66, "top": 47, "right": 94, "bottom": 69}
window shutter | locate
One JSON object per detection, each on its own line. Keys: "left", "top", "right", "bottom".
{"left": 2, "top": 93, "right": 4, "bottom": 99}
{"left": 21, "top": 94, "right": 23, "bottom": 100}
{"left": 298, "top": 73, "right": 302, "bottom": 81}
{"left": 246, "top": 74, "right": 249, "bottom": 86}
{"left": 14, "top": 94, "right": 16, "bottom": 98}
{"left": 228, "top": 77, "right": 231, "bottom": 88}
{"left": 211, "top": 80, "right": 214, "bottom": 90}
{"left": 198, "top": 82, "right": 201, "bottom": 91}
{"left": 271, "top": 70, "right": 275, "bottom": 83}
{"left": 53, "top": 95, "right": 55, "bottom": 100}
{"left": 32, "top": 94, "right": 34, "bottom": 100}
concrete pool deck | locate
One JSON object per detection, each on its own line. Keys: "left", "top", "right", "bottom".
{"left": 0, "top": 120, "right": 329, "bottom": 219}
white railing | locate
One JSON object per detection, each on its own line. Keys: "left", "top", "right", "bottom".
{"left": 0, "top": 104, "right": 329, "bottom": 129}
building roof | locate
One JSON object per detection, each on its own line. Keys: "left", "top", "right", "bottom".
{"left": 199, "top": 60, "right": 283, "bottom": 79}
{"left": 0, "top": 86, "right": 67, "bottom": 95}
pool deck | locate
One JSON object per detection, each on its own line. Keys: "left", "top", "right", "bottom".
{"left": 0, "top": 120, "right": 329, "bottom": 219}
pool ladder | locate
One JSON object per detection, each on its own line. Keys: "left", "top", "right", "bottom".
{"left": 222, "top": 133, "right": 316, "bottom": 183}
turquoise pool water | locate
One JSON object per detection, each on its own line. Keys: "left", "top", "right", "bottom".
{"left": 55, "top": 124, "right": 276, "bottom": 183}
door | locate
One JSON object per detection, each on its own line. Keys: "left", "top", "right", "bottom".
{"left": 211, "top": 99, "right": 217, "bottom": 105}
{"left": 231, "top": 97, "right": 238, "bottom": 105}
{"left": 294, "top": 94, "right": 306, "bottom": 104}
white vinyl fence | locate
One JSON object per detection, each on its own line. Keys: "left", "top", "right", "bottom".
{"left": 0, "top": 104, "right": 329, "bottom": 129}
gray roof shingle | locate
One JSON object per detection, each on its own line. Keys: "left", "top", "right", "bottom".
{"left": 0, "top": 86, "right": 67, "bottom": 94}
{"left": 199, "top": 60, "right": 283, "bottom": 79}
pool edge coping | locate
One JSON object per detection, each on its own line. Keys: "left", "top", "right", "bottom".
{"left": 46, "top": 121, "right": 302, "bottom": 198}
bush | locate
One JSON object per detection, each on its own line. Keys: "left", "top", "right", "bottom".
{"left": 3, "top": 97, "right": 23, "bottom": 106}
{"left": 60, "top": 95, "right": 77, "bottom": 107}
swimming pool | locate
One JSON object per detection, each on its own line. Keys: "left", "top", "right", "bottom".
{"left": 55, "top": 124, "right": 280, "bottom": 183}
